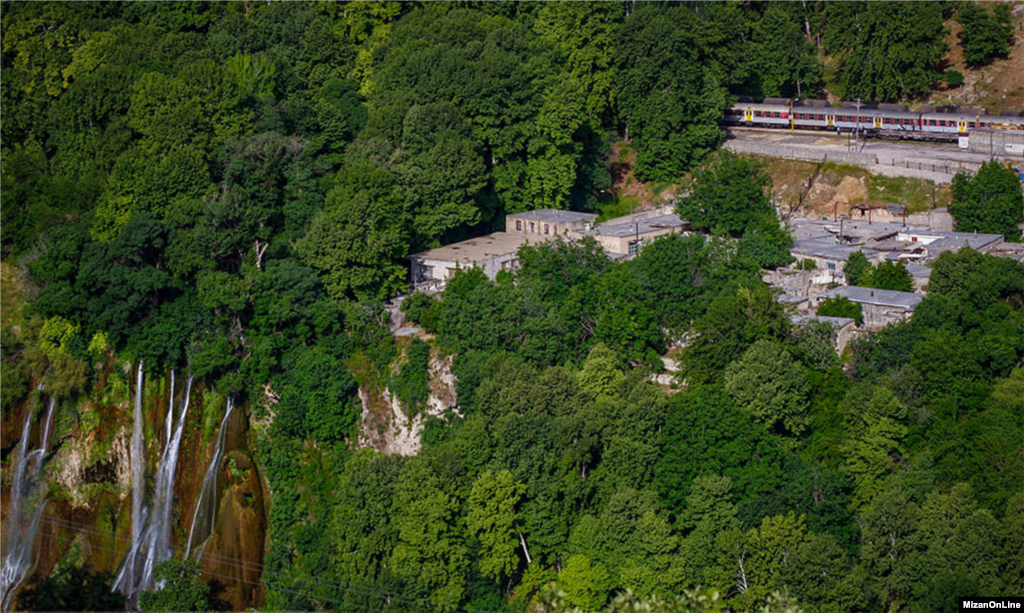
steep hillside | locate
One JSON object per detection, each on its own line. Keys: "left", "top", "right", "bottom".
{"left": 926, "top": 2, "right": 1024, "bottom": 112}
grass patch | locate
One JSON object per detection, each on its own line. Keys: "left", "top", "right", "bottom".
{"left": 866, "top": 175, "right": 950, "bottom": 213}
{"left": 1, "top": 261, "right": 30, "bottom": 330}
{"left": 596, "top": 193, "right": 642, "bottom": 222}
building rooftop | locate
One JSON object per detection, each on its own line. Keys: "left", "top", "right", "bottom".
{"left": 507, "top": 209, "right": 598, "bottom": 224}
{"left": 904, "top": 264, "right": 932, "bottom": 278}
{"left": 790, "top": 239, "right": 878, "bottom": 262}
{"left": 896, "top": 229, "right": 1003, "bottom": 255}
{"left": 818, "top": 285, "right": 923, "bottom": 310}
{"left": 791, "top": 314, "right": 856, "bottom": 328}
{"left": 408, "top": 232, "right": 543, "bottom": 264}
{"left": 788, "top": 218, "right": 904, "bottom": 244}
{"left": 778, "top": 293, "right": 809, "bottom": 304}
{"left": 590, "top": 213, "right": 690, "bottom": 238}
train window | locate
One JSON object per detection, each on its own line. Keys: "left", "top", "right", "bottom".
{"left": 884, "top": 118, "right": 891, "bottom": 124}
{"left": 969, "top": 122, "right": 976, "bottom": 128}
{"left": 755, "top": 111, "right": 762, "bottom": 117}
{"left": 773, "top": 112, "right": 780, "bottom": 118}
{"left": 938, "top": 120, "right": 947, "bottom": 127}
{"left": 929, "top": 120, "right": 937, "bottom": 126}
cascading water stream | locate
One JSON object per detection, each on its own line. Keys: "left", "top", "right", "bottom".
{"left": 123, "top": 362, "right": 145, "bottom": 594}
{"left": 114, "top": 370, "right": 193, "bottom": 598}
{"left": 1, "top": 394, "right": 56, "bottom": 612}
{"left": 185, "top": 396, "right": 235, "bottom": 559}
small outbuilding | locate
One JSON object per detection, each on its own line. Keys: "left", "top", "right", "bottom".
{"left": 814, "top": 286, "right": 923, "bottom": 328}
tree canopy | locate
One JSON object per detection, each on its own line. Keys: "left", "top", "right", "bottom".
{"left": 950, "top": 162, "right": 1024, "bottom": 242}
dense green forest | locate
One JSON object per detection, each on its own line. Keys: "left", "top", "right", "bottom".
{"left": 2, "top": 2, "right": 1023, "bottom": 613}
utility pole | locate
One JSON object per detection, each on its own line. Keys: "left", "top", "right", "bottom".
{"left": 854, "top": 98, "right": 862, "bottom": 152}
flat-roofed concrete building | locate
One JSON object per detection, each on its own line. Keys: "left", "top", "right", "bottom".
{"left": 789, "top": 240, "right": 881, "bottom": 279}
{"left": 791, "top": 314, "right": 857, "bottom": 353}
{"left": 409, "top": 207, "right": 691, "bottom": 291}
{"left": 904, "top": 264, "right": 932, "bottom": 293}
{"left": 893, "top": 229, "right": 1003, "bottom": 263}
{"left": 506, "top": 209, "right": 598, "bottom": 238}
{"left": 408, "top": 232, "right": 545, "bottom": 292}
{"left": 581, "top": 213, "right": 691, "bottom": 256}
{"left": 814, "top": 285, "right": 923, "bottom": 328}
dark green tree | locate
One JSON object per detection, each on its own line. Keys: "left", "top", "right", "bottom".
{"left": 842, "top": 251, "right": 873, "bottom": 286}
{"left": 724, "top": 339, "right": 811, "bottom": 435}
{"left": 816, "top": 296, "right": 864, "bottom": 325}
{"left": 682, "top": 284, "right": 790, "bottom": 385}
{"left": 950, "top": 162, "right": 1024, "bottom": 241}
{"left": 869, "top": 261, "right": 914, "bottom": 293}
{"left": 138, "top": 559, "right": 212, "bottom": 612}
{"left": 750, "top": 6, "right": 823, "bottom": 98}
{"left": 957, "top": 2, "right": 1013, "bottom": 67}
{"left": 677, "top": 151, "right": 777, "bottom": 239}
{"left": 824, "top": 2, "right": 947, "bottom": 101}
{"left": 16, "top": 564, "right": 126, "bottom": 612}
{"left": 615, "top": 6, "right": 726, "bottom": 181}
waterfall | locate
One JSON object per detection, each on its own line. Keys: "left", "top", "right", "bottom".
{"left": 185, "top": 396, "right": 234, "bottom": 559}
{"left": 114, "top": 370, "right": 193, "bottom": 597}
{"left": 123, "top": 362, "right": 145, "bottom": 594}
{"left": 1, "top": 395, "right": 55, "bottom": 612}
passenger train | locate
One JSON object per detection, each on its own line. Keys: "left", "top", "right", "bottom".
{"left": 723, "top": 97, "right": 1024, "bottom": 139}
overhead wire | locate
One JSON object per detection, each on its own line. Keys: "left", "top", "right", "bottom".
{"left": 3, "top": 511, "right": 501, "bottom": 613}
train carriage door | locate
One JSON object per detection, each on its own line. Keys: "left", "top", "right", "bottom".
{"left": 957, "top": 120, "right": 967, "bottom": 133}
{"left": 873, "top": 116, "right": 882, "bottom": 129}
{"left": 744, "top": 109, "right": 753, "bottom": 122}
{"left": 826, "top": 114, "right": 835, "bottom": 127}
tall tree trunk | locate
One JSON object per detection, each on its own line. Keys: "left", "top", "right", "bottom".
{"left": 518, "top": 532, "right": 532, "bottom": 565}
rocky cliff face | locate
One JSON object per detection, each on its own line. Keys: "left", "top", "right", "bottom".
{"left": 0, "top": 363, "right": 267, "bottom": 611}
{"left": 2, "top": 342, "right": 454, "bottom": 608}
{"left": 357, "top": 346, "right": 459, "bottom": 456}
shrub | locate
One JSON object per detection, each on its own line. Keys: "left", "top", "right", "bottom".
{"left": 817, "top": 296, "right": 864, "bottom": 325}
{"left": 401, "top": 292, "right": 439, "bottom": 330}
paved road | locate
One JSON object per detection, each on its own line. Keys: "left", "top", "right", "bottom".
{"left": 724, "top": 127, "right": 1020, "bottom": 183}
{"left": 726, "top": 127, "right": 1001, "bottom": 166}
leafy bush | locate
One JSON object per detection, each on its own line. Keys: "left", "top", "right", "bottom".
{"left": 950, "top": 162, "right": 1024, "bottom": 241}
{"left": 400, "top": 292, "right": 439, "bottom": 330}
{"left": 817, "top": 296, "right": 864, "bottom": 325}
{"left": 0, "top": 327, "right": 30, "bottom": 415}
{"left": 943, "top": 70, "right": 964, "bottom": 88}
{"left": 390, "top": 338, "right": 431, "bottom": 417}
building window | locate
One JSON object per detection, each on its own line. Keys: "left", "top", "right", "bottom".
{"left": 544, "top": 224, "right": 549, "bottom": 235}
{"left": 628, "top": 241, "right": 640, "bottom": 256}
{"left": 516, "top": 220, "right": 522, "bottom": 231}
{"left": 419, "top": 265, "right": 434, "bottom": 281}
{"left": 827, "top": 262, "right": 836, "bottom": 271}
{"left": 529, "top": 222, "right": 535, "bottom": 233}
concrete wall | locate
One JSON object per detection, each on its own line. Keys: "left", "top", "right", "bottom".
{"left": 410, "top": 253, "right": 520, "bottom": 291}
{"left": 592, "top": 226, "right": 686, "bottom": 256}
{"left": 724, "top": 139, "right": 975, "bottom": 184}
{"left": 790, "top": 253, "right": 846, "bottom": 275}
{"left": 968, "top": 130, "right": 1024, "bottom": 158}
{"left": 861, "top": 303, "right": 913, "bottom": 328}
{"left": 834, "top": 322, "right": 856, "bottom": 354}
{"left": 723, "top": 139, "right": 878, "bottom": 166}
{"left": 506, "top": 216, "right": 588, "bottom": 238}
